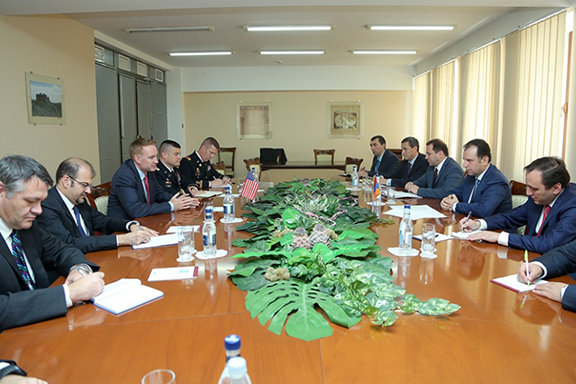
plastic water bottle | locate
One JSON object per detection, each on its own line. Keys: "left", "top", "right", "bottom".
{"left": 351, "top": 165, "right": 359, "bottom": 189}
{"left": 217, "top": 357, "right": 252, "bottom": 384}
{"left": 398, "top": 205, "right": 413, "bottom": 252}
{"left": 223, "top": 185, "right": 235, "bottom": 222}
{"left": 250, "top": 166, "right": 259, "bottom": 183}
{"left": 218, "top": 335, "right": 242, "bottom": 384}
{"left": 202, "top": 206, "right": 217, "bottom": 256}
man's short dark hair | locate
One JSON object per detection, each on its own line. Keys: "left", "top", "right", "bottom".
{"left": 201, "top": 137, "right": 220, "bottom": 151}
{"left": 426, "top": 138, "right": 449, "bottom": 157}
{"left": 0, "top": 155, "right": 53, "bottom": 197}
{"left": 55, "top": 158, "right": 96, "bottom": 183}
{"left": 370, "top": 135, "right": 386, "bottom": 145}
{"left": 463, "top": 139, "right": 491, "bottom": 162}
{"left": 401, "top": 136, "right": 419, "bottom": 151}
{"left": 159, "top": 140, "right": 181, "bottom": 156}
{"left": 129, "top": 138, "right": 157, "bottom": 160}
{"left": 524, "top": 156, "right": 570, "bottom": 189}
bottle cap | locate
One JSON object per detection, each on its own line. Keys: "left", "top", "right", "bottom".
{"left": 404, "top": 204, "right": 410, "bottom": 209}
{"left": 225, "top": 185, "right": 231, "bottom": 193}
{"left": 227, "top": 357, "right": 247, "bottom": 379}
{"left": 225, "top": 334, "right": 241, "bottom": 350}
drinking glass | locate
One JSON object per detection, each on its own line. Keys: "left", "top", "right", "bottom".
{"left": 421, "top": 223, "right": 436, "bottom": 256}
{"left": 387, "top": 187, "right": 396, "bottom": 204}
{"left": 177, "top": 226, "right": 195, "bottom": 262}
{"left": 141, "top": 369, "right": 176, "bottom": 384}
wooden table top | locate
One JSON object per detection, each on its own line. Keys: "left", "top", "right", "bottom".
{"left": 261, "top": 161, "right": 346, "bottom": 171}
{"left": 2, "top": 185, "right": 576, "bottom": 383}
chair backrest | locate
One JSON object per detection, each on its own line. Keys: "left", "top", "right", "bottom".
{"left": 510, "top": 180, "right": 527, "bottom": 195}
{"left": 389, "top": 148, "right": 402, "bottom": 161}
{"left": 94, "top": 196, "right": 109, "bottom": 215}
{"left": 218, "top": 147, "right": 236, "bottom": 176}
{"left": 344, "top": 157, "right": 363, "bottom": 174}
{"left": 510, "top": 180, "right": 528, "bottom": 234}
{"left": 243, "top": 157, "right": 262, "bottom": 179}
{"left": 213, "top": 161, "right": 227, "bottom": 175}
{"left": 87, "top": 181, "right": 111, "bottom": 210}
{"left": 314, "top": 149, "right": 335, "bottom": 165}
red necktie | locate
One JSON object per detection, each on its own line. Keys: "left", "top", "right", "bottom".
{"left": 144, "top": 174, "right": 151, "bottom": 204}
{"left": 537, "top": 205, "right": 551, "bottom": 236}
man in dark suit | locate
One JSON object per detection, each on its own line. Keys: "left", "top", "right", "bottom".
{"left": 180, "top": 137, "right": 231, "bottom": 189}
{"left": 155, "top": 140, "right": 199, "bottom": 196}
{"left": 380, "top": 136, "right": 428, "bottom": 188}
{"left": 0, "top": 155, "right": 105, "bottom": 332}
{"left": 358, "top": 135, "right": 399, "bottom": 178}
{"left": 405, "top": 138, "right": 464, "bottom": 198}
{"left": 441, "top": 139, "right": 512, "bottom": 217}
{"left": 517, "top": 239, "right": 576, "bottom": 312}
{"left": 37, "top": 158, "right": 157, "bottom": 254}
{"left": 462, "top": 157, "right": 576, "bottom": 254}
{"left": 107, "top": 138, "right": 198, "bottom": 220}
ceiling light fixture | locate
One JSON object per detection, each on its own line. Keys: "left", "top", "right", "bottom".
{"left": 169, "top": 51, "right": 234, "bottom": 56}
{"left": 126, "top": 26, "right": 214, "bottom": 33}
{"left": 259, "top": 50, "right": 325, "bottom": 55}
{"left": 246, "top": 26, "right": 332, "bottom": 32}
{"left": 350, "top": 50, "right": 417, "bottom": 55}
{"left": 367, "top": 25, "right": 454, "bottom": 31}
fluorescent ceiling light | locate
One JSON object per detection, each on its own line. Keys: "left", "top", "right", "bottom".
{"left": 126, "top": 26, "right": 214, "bottom": 33}
{"left": 367, "top": 25, "right": 454, "bottom": 31}
{"left": 169, "top": 51, "right": 233, "bottom": 56}
{"left": 259, "top": 50, "right": 325, "bottom": 55}
{"left": 246, "top": 26, "right": 332, "bottom": 32}
{"left": 351, "top": 50, "right": 417, "bottom": 55}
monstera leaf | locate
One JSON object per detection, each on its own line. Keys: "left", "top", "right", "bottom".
{"left": 245, "top": 279, "right": 361, "bottom": 341}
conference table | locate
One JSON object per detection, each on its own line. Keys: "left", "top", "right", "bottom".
{"left": 2, "top": 184, "right": 576, "bottom": 383}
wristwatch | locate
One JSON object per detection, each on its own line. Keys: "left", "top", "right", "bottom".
{"left": 0, "top": 361, "right": 27, "bottom": 379}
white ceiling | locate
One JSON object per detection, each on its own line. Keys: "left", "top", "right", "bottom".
{"left": 0, "top": 1, "right": 570, "bottom": 68}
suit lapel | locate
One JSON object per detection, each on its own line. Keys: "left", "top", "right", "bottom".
{"left": 0, "top": 235, "right": 21, "bottom": 280}
{"left": 52, "top": 188, "right": 86, "bottom": 237}
{"left": 128, "top": 161, "right": 148, "bottom": 202}
{"left": 9, "top": 228, "right": 49, "bottom": 289}
{"left": 78, "top": 203, "right": 94, "bottom": 235}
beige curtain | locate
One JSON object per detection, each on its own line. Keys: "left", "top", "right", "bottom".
{"left": 429, "top": 60, "right": 456, "bottom": 144}
{"left": 501, "top": 12, "right": 566, "bottom": 180}
{"left": 413, "top": 71, "right": 431, "bottom": 144}
{"left": 458, "top": 41, "right": 503, "bottom": 166}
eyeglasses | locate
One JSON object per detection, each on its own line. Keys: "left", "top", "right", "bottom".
{"left": 68, "top": 175, "right": 93, "bottom": 190}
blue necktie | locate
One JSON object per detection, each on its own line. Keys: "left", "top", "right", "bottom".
{"left": 375, "top": 157, "right": 381, "bottom": 175}
{"left": 73, "top": 206, "right": 87, "bottom": 238}
{"left": 10, "top": 230, "right": 37, "bottom": 290}
{"left": 468, "top": 178, "right": 480, "bottom": 203}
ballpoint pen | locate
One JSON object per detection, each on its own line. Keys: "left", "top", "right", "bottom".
{"left": 464, "top": 211, "right": 472, "bottom": 224}
{"left": 524, "top": 250, "right": 530, "bottom": 285}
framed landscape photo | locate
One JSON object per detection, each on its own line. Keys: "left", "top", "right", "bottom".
{"left": 327, "top": 101, "right": 363, "bottom": 139}
{"left": 25, "top": 72, "right": 66, "bottom": 125}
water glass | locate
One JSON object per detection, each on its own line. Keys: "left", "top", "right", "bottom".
{"left": 177, "top": 226, "right": 195, "bottom": 262}
{"left": 387, "top": 186, "right": 396, "bottom": 204}
{"left": 141, "top": 369, "right": 176, "bottom": 384}
{"left": 421, "top": 223, "right": 436, "bottom": 256}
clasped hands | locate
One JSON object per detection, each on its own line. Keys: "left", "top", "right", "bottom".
{"left": 440, "top": 194, "right": 458, "bottom": 211}
{"left": 404, "top": 182, "right": 419, "bottom": 194}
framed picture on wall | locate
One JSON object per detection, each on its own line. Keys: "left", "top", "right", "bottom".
{"left": 236, "top": 101, "right": 272, "bottom": 139}
{"left": 327, "top": 101, "right": 363, "bottom": 139}
{"left": 25, "top": 72, "right": 66, "bottom": 125}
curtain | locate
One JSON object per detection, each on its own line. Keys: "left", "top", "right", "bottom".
{"left": 413, "top": 71, "right": 431, "bottom": 144}
{"left": 430, "top": 60, "right": 456, "bottom": 145}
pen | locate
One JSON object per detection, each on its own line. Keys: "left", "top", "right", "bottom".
{"left": 524, "top": 250, "right": 530, "bottom": 285}
{"left": 464, "top": 211, "right": 472, "bottom": 224}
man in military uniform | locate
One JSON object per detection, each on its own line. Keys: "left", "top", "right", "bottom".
{"left": 155, "top": 140, "right": 199, "bottom": 196}
{"left": 180, "top": 137, "right": 231, "bottom": 189}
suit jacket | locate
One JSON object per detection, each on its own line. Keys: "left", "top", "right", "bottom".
{"left": 37, "top": 187, "right": 131, "bottom": 253}
{"left": 485, "top": 185, "right": 576, "bottom": 254}
{"left": 449, "top": 164, "right": 512, "bottom": 217}
{"left": 412, "top": 157, "right": 464, "bottom": 198}
{"left": 180, "top": 152, "right": 224, "bottom": 189}
{"left": 107, "top": 159, "right": 173, "bottom": 220}
{"left": 389, "top": 153, "right": 428, "bottom": 187}
{"left": 534, "top": 240, "right": 576, "bottom": 312}
{"left": 0, "top": 222, "right": 99, "bottom": 332}
{"left": 154, "top": 161, "right": 197, "bottom": 196}
{"left": 368, "top": 150, "right": 399, "bottom": 178}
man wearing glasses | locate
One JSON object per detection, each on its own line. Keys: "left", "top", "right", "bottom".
{"left": 37, "top": 158, "right": 157, "bottom": 253}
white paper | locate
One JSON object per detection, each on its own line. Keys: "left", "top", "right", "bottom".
{"left": 93, "top": 278, "right": 163, "bottom": 315}
{"left": 413, "top": 233, "right": 453, "bottom": 242}
{"left": 195, "top": 191, "right": 222, "bottom": 198}
{"left": 166, "top": 225, "right": 200, "bottom": 233}
{"left": 452, "top": 230, "right": 482, "bottom": 239}
{"left": 148, "top": 266, "right": 199, "bottom": 281}
{"left": 132, "top": 233, "right": 178, "bottom": 249}
{"left": 390, "top": 191, "right": 422, "bottom": 199}
{"left": 385, "top": 205, "right": 446, "bottom": 220}
{"left": 491, "top": 274, "right": 547, "bottom": 293}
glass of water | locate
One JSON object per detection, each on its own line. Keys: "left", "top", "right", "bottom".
{"left": 387, "top": 186, "right": 396, "bottom": 204}
{"left": 421, "top": 223, "right": 436, "bottom": 256}
{"left": 177, "top": 226, "right": 195, "bottom": 262}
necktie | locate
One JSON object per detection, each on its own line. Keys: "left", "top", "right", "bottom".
{"left": 10, "top": 230, "right": 37, "bottom": 290}
{"left": 537, "top": 205, "right": 551, "bottom": 236}
{"left": 73, "top": 206, "right": 87, "bottom": 238}
{"left": 406, "top": 162, "right": 412, "bottom": 177}
{"left": 144, "top": 174, "right": 151, "bottom": 204}
{"left": 432, "top": 168, "right": 438, "bottom": 186}
{"left": 374, "top": 157, "right": 381, "bottom": 175}
{"left": 468, "top": 178, "right": 480, "bottom": 203}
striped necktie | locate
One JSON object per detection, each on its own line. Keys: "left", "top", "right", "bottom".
{"left": 10, "top": 230, "right": 37, "bottom": 290}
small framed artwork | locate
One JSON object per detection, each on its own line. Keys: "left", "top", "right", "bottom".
{"left": 25, "top": 72, "right": 66, "bottom": 125}
{"left": 327, "top": 101, "right": 363, "bottom": 139}
{"left": 236, "top": 101, "right": 272, "bottom": 139}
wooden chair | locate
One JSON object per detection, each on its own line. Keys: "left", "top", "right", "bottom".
{"left": 244, "top": 157, "right": 262, "bottom": 179}
{"left": 344, "top": 157, "right": 363, "bottom": 174}
{"left": 218, "top": 147, "right": 236, "bottom": 177}
{"left": 87, "top": 181, "right": 111, "bottom": 214}
{"left": 389, "top": 148, "right": 402, "bottom": 161}
{"left": 213, "top": 161, "right": 227, "bottom": 175}
{"left": 314, "top": 149, "right": 335, "bottom": 165}
{"left": 509, "top": 180, "right": 528, "bottom": 234}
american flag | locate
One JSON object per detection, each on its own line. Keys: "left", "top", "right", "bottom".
{"left": 241, "top": 171, "right": 259, "bottom": 200}
{"left": 372, "top": 175, "right": 381, "bottom": 201}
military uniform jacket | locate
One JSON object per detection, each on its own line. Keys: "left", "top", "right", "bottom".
{"left": 154, "top": 161, "right": 197, "bottom": 195}
{"left": 180, "top": 151, "right": 225, "bottom": 189}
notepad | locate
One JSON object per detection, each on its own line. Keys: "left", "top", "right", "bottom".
{"left": 93, "top": 278, "right": 163, "bottom": 315}
{"left": 132, "top": 233, "right": 178, "bottom": 249}
{"left": 452, "top": 230, "right": 481, "bottom": 239}
{"left": 148, "top": 266, "right": 199, "bottom": 281}
{"left": 195, "top": 191, "right": 222, "bottom": 198}
{"left": 490, "top": 274, "right": 547, "bottom": 293}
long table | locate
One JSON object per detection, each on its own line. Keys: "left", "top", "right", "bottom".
{"left": 1, "top": 186, "right": 576, "bottom": 383}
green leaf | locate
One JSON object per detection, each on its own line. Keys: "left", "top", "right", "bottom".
{"left": 281, "top": 208, "right": 301, "bottom": 228}
{"left": 229, "top": 258, "right": 279, "bottom": 277}
{"left": 232, "top": 273, "right": 271, "bottom": 291}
